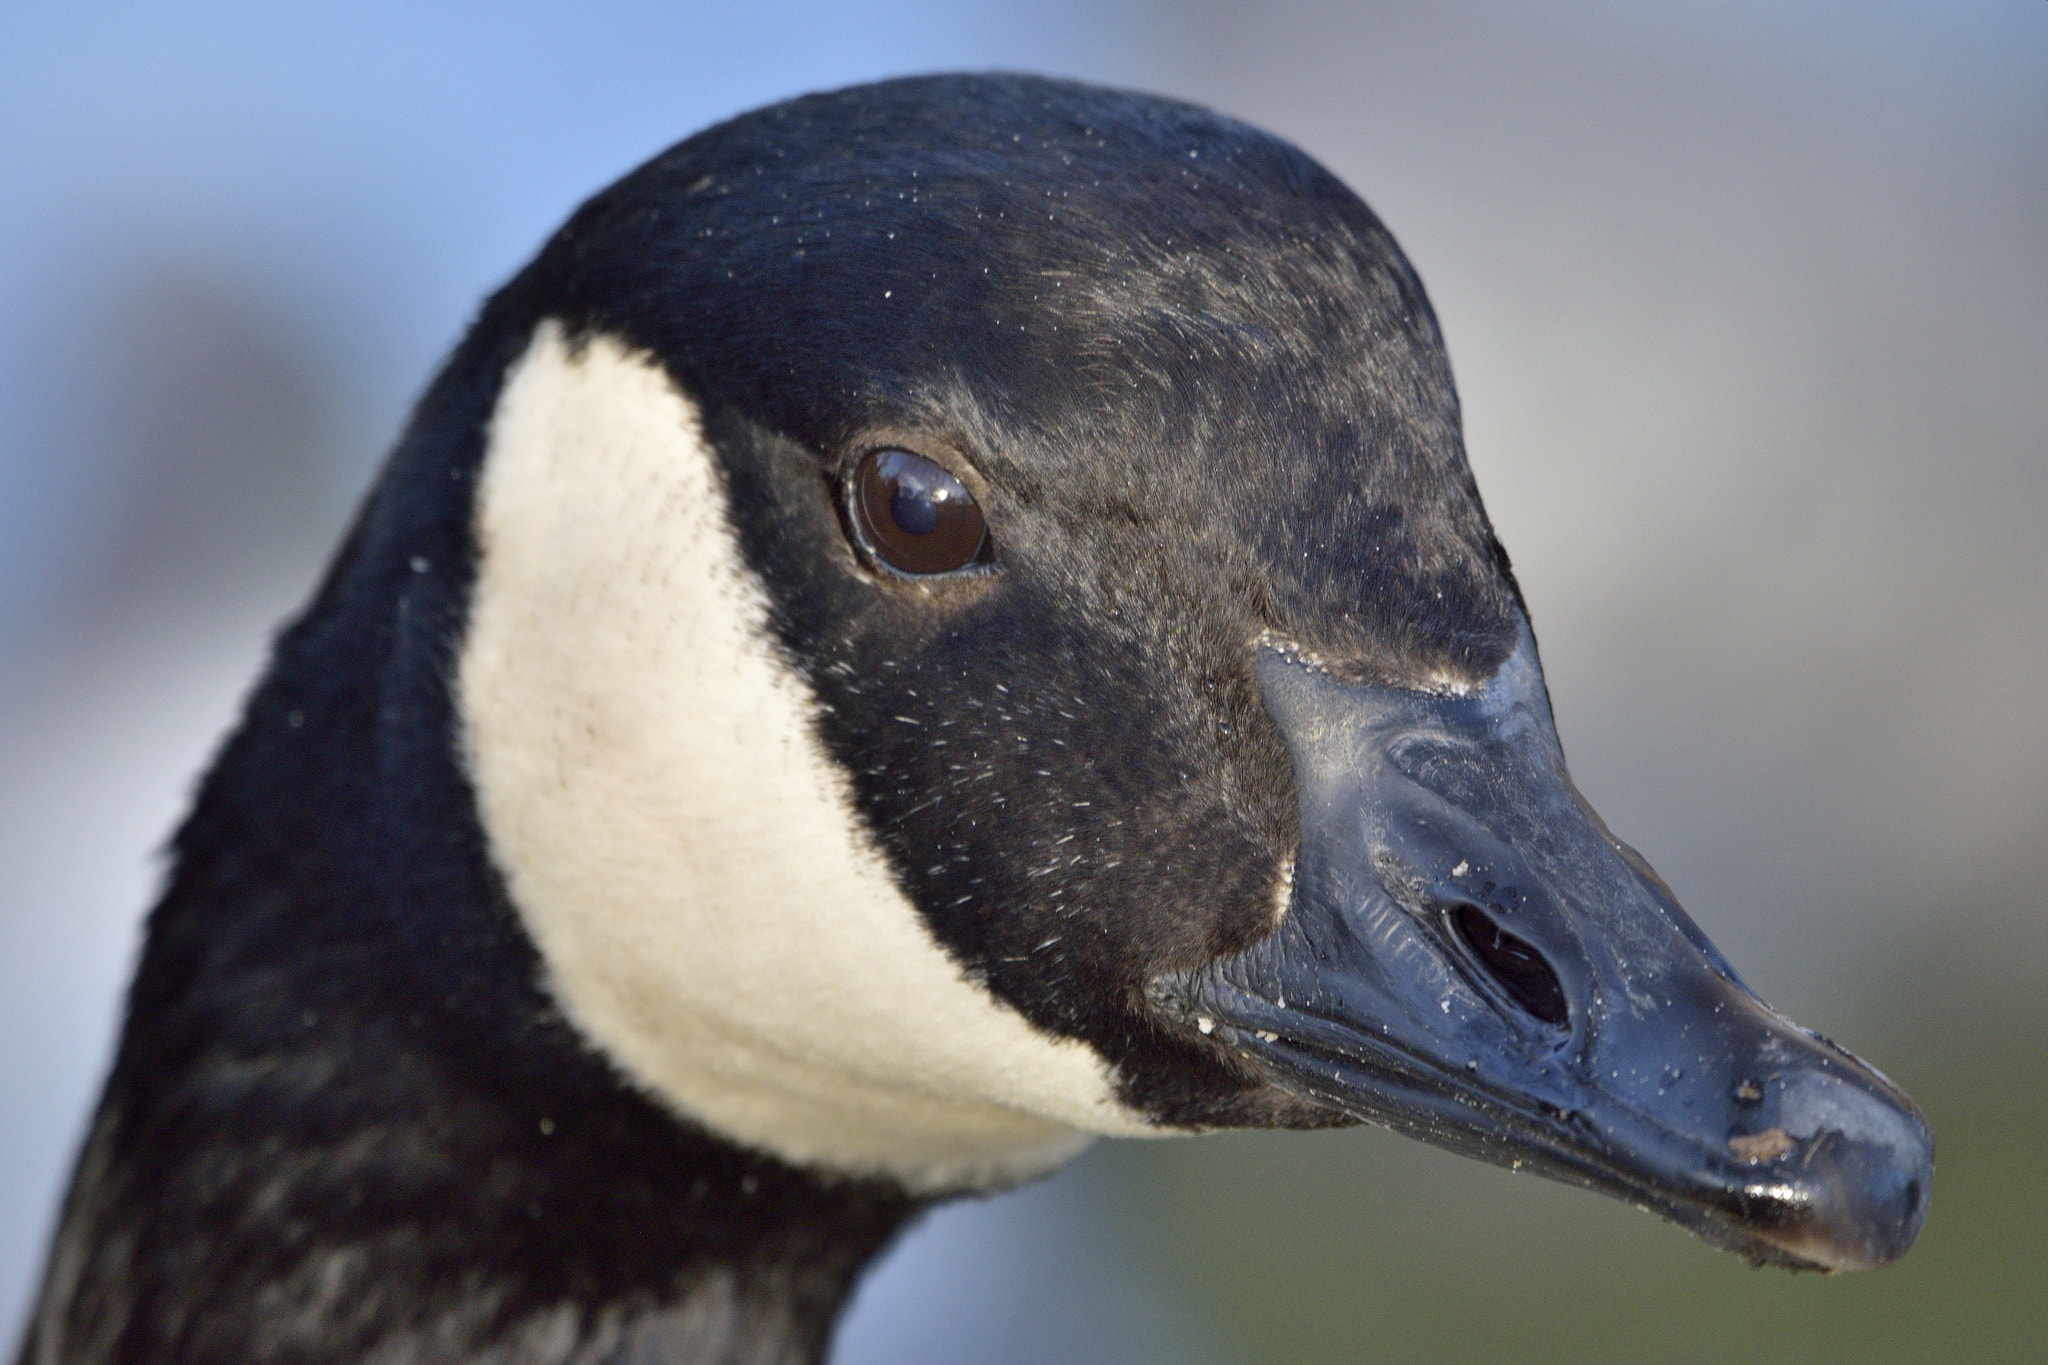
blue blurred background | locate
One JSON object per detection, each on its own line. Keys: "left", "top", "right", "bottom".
{"left": 3, "top": 3, "right": 2043, "bottom": 1360}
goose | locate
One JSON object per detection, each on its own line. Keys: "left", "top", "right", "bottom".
{"left": 19, "top": 73, "right": 1932, "bottom": 1365}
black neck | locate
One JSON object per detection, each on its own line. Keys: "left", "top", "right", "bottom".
{"left": 20, "top": 309, "right": 924, "bottom": 1363}
{"left": 26, "top": 950, "right": 921, "bottom": 1363}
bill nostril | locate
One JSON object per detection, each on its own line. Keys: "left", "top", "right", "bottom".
{"left": 1449, "top": 903, "right": 1569, "bottom": 1027}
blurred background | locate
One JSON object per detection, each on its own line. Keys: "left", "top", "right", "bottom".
{"left": 2, "top": 1, "right": 2042, "bottom": 1360}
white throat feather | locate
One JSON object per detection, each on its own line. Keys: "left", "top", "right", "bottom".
{"left": 457, "top": 322, "right": 1162, "bottom": 1193}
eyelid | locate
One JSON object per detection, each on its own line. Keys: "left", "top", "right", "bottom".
{"left": 843, "top": 434, "right": 989, "bottom": 499}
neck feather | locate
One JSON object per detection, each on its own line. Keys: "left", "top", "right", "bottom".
{"left": 24, "top": 869, "right": 923, "bottom": 1363}
{"left": 18, "top": 323, "right": 927, "bottom": 1361}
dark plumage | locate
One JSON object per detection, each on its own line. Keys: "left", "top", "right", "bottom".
{"left": 20, "top": 75, "right": 1930, "bottom": 1365}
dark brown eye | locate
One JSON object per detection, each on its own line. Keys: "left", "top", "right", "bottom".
{"left": 852, "top": 448, "right": 989, "bottom": 576}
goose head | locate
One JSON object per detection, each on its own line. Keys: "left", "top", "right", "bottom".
{"left": 451, "top": 74, "right": 1930, "bottom": 1272}
{"left": 29, "top": 72, "right": 1937, "bottom": 1365}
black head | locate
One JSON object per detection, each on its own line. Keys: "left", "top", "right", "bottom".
{"left": 505, "top": 69, "right": 1515, "bottom": 1090}
{"left": 203, "top": 74, "right": 1926, "bottom": 1276}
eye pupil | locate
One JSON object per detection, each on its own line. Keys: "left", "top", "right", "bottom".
{"left": 890, "top": 484, "right": 940, "bottom": 536}
{"left": 853, "top": 448, "right": 988, "bottom": 576}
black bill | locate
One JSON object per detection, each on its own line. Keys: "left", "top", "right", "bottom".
{"left": 1156, "top": 630, "right": 1933, "bottom": 1272}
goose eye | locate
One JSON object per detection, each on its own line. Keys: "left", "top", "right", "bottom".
{"left": 852, "top": 448, "right": 988, "bottom": 576}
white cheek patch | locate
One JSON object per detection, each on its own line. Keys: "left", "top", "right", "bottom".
{"left": 459, "top": 322, "right": 1164, "bottom": 1193}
